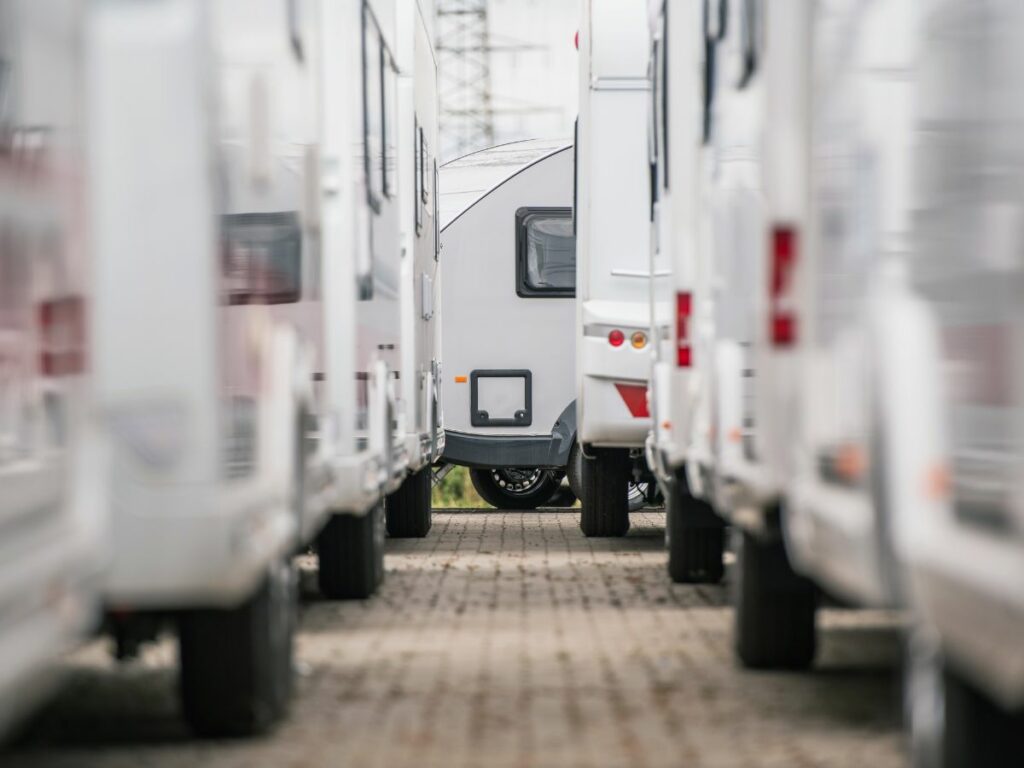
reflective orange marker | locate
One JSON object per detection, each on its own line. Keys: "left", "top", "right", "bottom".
{"left": 454, "top": 375, "right": 468, "bottom": 383}
{"left": 924, "top": 463, "right": 951, "bottom": 500}
{"left": 836, "top": 444, "right": 867, "bottom": 482}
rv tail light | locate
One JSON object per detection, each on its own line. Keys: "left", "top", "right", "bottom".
{"left": 769, "top": 225, "right": 798, "bottom": 347}
{"left": 614, "top": 383, "right": 650, "bottom": 418}
{"left": 676, "top": 291, "right": 692, "bottom": 367}
{"left": 38, "top": 295, "right": 86, "bottom": 376}
{"left": 608, "top": 329, "right": 625, "bottom": 347}
{"left": 630, "top": 331, "right": 647, "bottom": 349}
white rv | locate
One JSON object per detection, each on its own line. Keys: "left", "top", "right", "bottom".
{"left": 0, "top": 0, "right": 107, "bottom": 736}
{"left": 756, "top": 0, "right": 930, "bottom": 672}
{"left": 576, "top": 0, "right": 656, "bottom": 536}
{"left": 387, "top": 0, "right": 442, "bottom": 536}
{"left": 439, "top": 140, "right": 578, "bottom": 508}
{"left": 83, "top": 0, "right": 418, "bottom": 735}
{"left": 900, "top": 1, "right": 1024, "bottom": 763}
{"left": 645, "top": 0, "right": 729, "bottom": 585}
{"left": 647, "top": 0, "right": 822, "bottom": 664}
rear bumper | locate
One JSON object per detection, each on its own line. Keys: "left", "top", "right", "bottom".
{"left": 442, "top": 402, "right": 575, "bottom": 470}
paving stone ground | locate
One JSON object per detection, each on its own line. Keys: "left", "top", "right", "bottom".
{"left": 6, "top": 510, "right": 907, "bottom": 768}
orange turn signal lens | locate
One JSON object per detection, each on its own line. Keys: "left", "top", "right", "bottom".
{"left": 630, "top": 331, "right": 647, "bottom": 349}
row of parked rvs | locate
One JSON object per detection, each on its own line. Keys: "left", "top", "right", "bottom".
{"left": 435, "top": 0, "right": 1023, "bottom": 764}
{"left": 650, "top": 0, "right": 1021, "bottom": 764}
{"left": 1, "top": 0, "right": 441, "bottom": 738}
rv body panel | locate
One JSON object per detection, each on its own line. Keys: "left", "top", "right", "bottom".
{"left": 396, "top": 0, "right": 441, "bottom": 473}
{"left": 577, "top": 0, "right": 652, "bottom": 450}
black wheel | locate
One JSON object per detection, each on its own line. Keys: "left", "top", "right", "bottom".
{"left": 179, "top": 558, "right": 296, "bottom": 737}
{"left": 628, "top": 480, "right": 657, "bottom": 511}
{"left": 469, "top": 467, "right": 561, "bottom": 510}
{"left": 666, "top": 485, "right": 725, "bottom": 584}
{"left": 316, "top": 504, "right": 385, "bottom": 599}
{"left": 734, "top": 526, "right": 816, "bottom": 669}
{"left": 545, "top": 478, "right": 577, "bottom": 507}
{"left": 906, "top": 640, "right": 1024, "bottom": 768}
{"left": 579, "top": 447, "right": 630, "bottom": 537}
{"left": 385, "top": 466, "right": 432, "bottom": 537}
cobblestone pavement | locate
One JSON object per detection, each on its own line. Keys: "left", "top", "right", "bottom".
{"left": 6, "top": 510, "right": 907, "bottom": 768}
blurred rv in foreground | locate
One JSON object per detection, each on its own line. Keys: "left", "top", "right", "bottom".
{"left": 0, "top": 0, "right": 107, "bottom": 737}
{"left": 80, "top": 0, "right": 438, "bottom": 736}
{"left": 647, "top": 0, "right": 1023, "bottom": 763}
{"left": 575, "top": 0, "right": 656, "bottom": 536}
{"left": 901, "top": 1, "right": 1024, "bottom": 763}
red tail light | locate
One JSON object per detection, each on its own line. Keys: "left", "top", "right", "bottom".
{"left": 676, "top": 291, "right": 692, "bottom": 367}
{"left": 38, "top": 295, "right": 86, "bottom": 376}
{"left": 769, "top": 225, "right": 798, "bottom": 347}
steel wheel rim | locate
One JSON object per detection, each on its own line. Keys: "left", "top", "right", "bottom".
{"left": 490, "top": 468, "right": 546, "bottom": 496}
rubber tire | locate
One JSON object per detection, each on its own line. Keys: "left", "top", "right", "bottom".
{"left": 469, "top": 467, "right": 561, "bottom": 510}
{"left": 935, "top": 662, "right": 1024, "bottom": 768}
{"left": 385, "top": 466, "right": 432, "bottom": 537}
{"left": 179, "top": 559, "right": 296, "bottom": 737}
{"left": 734, "top": 527, "right": 816, "bottom": 669}
{"left": 579, "top": 447, "right": 630, "bottom": 537}
{"left": 545, "top": 481, "right": 577, "bottom": 507}
{"left": 566, "top": 442, "right": 584, "bottom": 500}
{"left": 667, "top": 488, "right": 725, "bottom": 584}
{"left": 316, "top": 505, "right": 385, "bottom": 599}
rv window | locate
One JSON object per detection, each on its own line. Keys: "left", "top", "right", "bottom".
{"left": 362, "top": 7, "right": 383, "bottom": 211}
{"left": 739, "top": 0, "right": 761, "bottom": 87}
{"left": 516, "top": 208, "right": 575, "bottom": 298}
{"left": 433, "top": 160, "right": 439, "bottom": 260}
{"left": 414, "top": 118, "right": 423, "bottom": 233}
{"left": 661, "top": 3, "right": 669, "bottom": 189}
{"left": 222, "top": 211, "right": 302, "bottom": 305}
{"left": 287, "top": 0, "right": 304, "bottom": 62}
{"left": 420, "top": 127, "right": 430, "bottom": 206}
{"left": 382, "top": 50, "right": 397, "bottom": 198}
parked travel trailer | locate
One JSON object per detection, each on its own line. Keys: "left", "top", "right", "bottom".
{"left": 83, "top": 0, "right": 419, "bottom": 734}
{"left": 0, "top": 0, "right": 107, "bottom": 736}
{"left": 438, "top": 140, "right": 577, "bottom": 509}
{"left": 900, "top": 1, "right": 1024, "bottom": 763}
{"left": 576, "top": 0, "right": 656, "bottom": 536}
{"left": 387, "top": 0, "right": 441, "bottom": 536}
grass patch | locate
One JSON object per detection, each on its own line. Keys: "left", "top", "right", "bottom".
{"left": 432, "top": 465, "right": 488, "bottom": 509}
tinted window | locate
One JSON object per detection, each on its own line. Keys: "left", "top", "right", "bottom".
{"left": 362, "top": 8, "right": 383, "bottom": 210}
{"left": 222, "top": 211, "right": 302, "bottom": 305}
{"left": 516, "top": 208, "right": 575, "bottom": 298}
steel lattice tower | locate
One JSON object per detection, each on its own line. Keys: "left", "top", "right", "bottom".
{"left": 436, "top": 0, "right": 496, "bottom": 160}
